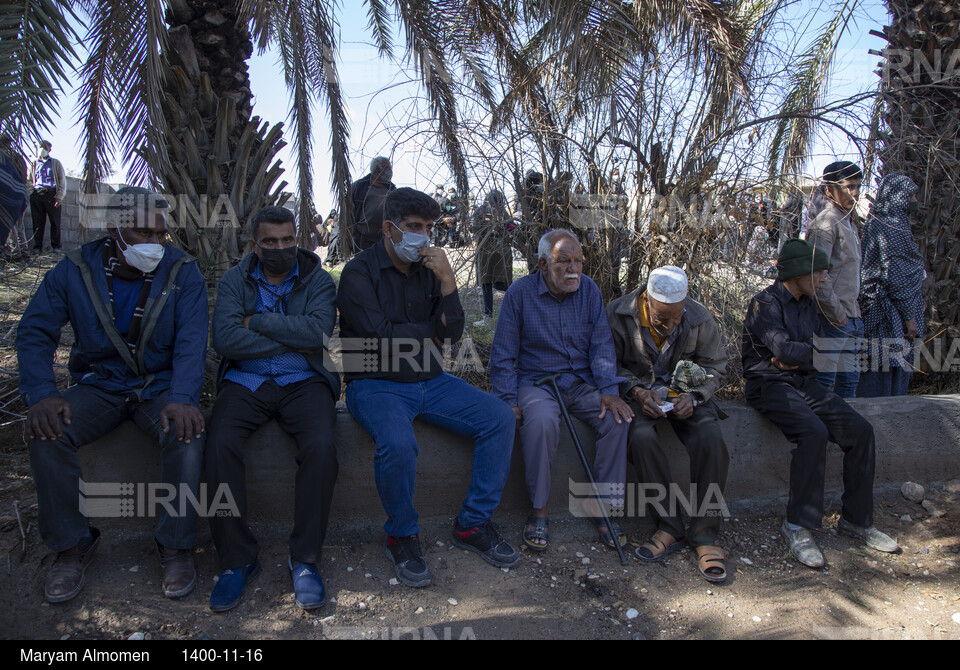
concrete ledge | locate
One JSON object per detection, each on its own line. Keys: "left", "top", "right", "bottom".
{"left": 79, "top": 395, "right": 960, "bottom": 524}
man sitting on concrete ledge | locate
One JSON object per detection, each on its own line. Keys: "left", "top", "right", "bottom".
{"left": 741, "top": 238, "right": 899, "bottom": 569}
{"left": 206, "top": 206, "right": 340, "bottom": 612}
{"left": 17, "top": 186, "right": 208, "bottom": 603}
{"left": 337, "top": 187, "right": 518, "bottom": 588}
{"left": 490, "top": 229, "right": 633, "bottom": 552}
{"left": 607, "top": 266, "right": 730, "bottom": 582}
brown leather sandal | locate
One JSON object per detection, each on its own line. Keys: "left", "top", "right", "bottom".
{"left": 634, "top": 530, "right": 686, "bottom": 562}
{"left": 694, "top": 545, "right": 727, "bottom": 582}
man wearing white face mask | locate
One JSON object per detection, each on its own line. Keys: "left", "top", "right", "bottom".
{"left": 337, "top": 188, "right": 518, "bottom": 588}
{"left": 17, "top": 186, "right": 208, "bottom": 603}
{"left": 29, "top": 139, "right": 66, "bottom": 253}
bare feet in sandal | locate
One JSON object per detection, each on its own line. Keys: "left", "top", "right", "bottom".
{"left": 694, "top": 545, "right": 727, "bottom": 582}
{"left": 635, "top": 530, "right": 686, "bottom": 562}
{"left": 523, "top": 507, "right": 549, "bottom": 551}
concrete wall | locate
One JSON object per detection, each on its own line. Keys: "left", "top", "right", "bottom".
{"left": 22, "top": 177, "right": 115, "bottom": 250}
{"left": 78, "top": 395, "right": 960, "bottom": 524}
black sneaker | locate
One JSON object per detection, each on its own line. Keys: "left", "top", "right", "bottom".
{"left": 384, "top": 535, "right": 431, "bottom": 588}
{"left": 452, "top": 521, "right": 519, "bottom": 568}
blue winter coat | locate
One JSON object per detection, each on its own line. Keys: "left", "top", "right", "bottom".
{"left": 17, "top": 238, "right": 209, "bottom": 407}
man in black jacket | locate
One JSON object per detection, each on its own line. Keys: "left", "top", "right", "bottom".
{"left": 742, "top": 239, "right": 898, "bottom": 569}
{"left": 350, "top": 156, "right": 395, "bottom": 252}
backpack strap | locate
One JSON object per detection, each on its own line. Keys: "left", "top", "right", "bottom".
{"left": 66, "top": 247, "right": 196, "bottom": 400}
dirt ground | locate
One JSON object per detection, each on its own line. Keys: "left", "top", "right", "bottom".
{"left": 1, "top": 254, "right": 958, "bottom": 640}
{"left": 1, "top": 425, "right": 958, "bottom": 641}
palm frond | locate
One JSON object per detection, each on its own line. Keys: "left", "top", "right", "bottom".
{"left": 0, "top": 0, "right": 82, "bottom": 139}
{"left": 271, "top": 0, "right": 318, "bottom": 244}
{"left": 767, "top": 0, "right": 857, "bottom": 190}
{"left": 392, "top": 0, "right": 470, "bottom": 208}
{"left": 73, "top": 0, "right": 125, "bottom": 193}
{"left": 366, "top": 0, "right": 394, "bottom": 57}
{"left": 308, "top": 1, "right": 353, "bottom": 256}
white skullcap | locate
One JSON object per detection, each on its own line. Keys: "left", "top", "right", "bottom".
{"left": 647, "top": 266, "right": 688, "bottom": 304}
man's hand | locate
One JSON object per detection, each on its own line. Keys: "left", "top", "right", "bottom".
{"left": 26, "top": 397, "right": 72, "bottom": 441}
{"left": 54, "top": 198, "right": 61, "bottom": 208}
{"left": 673, "top": 393, "right": 695, "bottom": 420}
{"left": 904, "top": 318, "right": 918, "bottom": 340}
{"left": 160, "top": 403, "right": 205, "bottom": 444}
{"left": 599, "top": 394, "right": 634, "bottom": 424}
{"left": 418, "top": 247, "right": 456, "bottom": 294}
{"left": 771, "top": 356, "right": 799, "bottom": 371}
{"left": 512, "top": 406, "right": 523, "bottom": 426}
{"left": 242, "top": 315, "right": 251, "bottom": 329}
{"left": 631, "top": 387, "right": 666, "bottom": 419}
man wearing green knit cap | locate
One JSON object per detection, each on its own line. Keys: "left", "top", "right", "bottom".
{"left": 740, "top": 239, "right": 899, "bottom": 569}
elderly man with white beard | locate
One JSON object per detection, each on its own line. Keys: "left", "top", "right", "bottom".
{"left": 490, "top": 230, "right": 633, "bottom": 552}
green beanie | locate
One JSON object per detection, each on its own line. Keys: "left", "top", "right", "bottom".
{"left": 777, "top": 238, "right": 829, "bottom": 281}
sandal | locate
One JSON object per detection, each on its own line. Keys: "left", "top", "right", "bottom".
{"left": 522, "top": 515, "right": 549, "bottom": 551}
{"left": 635, "top": 530, "right": 686, "bottom": 562}
{"left": 592, "top": 518, "right": 627, "bottom": 549}
{"left": 694, "top": 545, "right": 727, "bottom": 582}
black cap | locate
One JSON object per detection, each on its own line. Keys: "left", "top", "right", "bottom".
{"left": 822, "top": 161, "right": 862, "bottom": 184}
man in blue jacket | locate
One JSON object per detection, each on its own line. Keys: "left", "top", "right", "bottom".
{"left": 206, "top": 206, "right": 339, "bottom": 612}
{"left": 17, "top": 186, "right": 208, "bottom": 603}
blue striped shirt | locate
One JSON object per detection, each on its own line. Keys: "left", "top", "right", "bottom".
{"left": 224, "top": 261, "right": 316, "bottom": 392}
{"left": 489, "top": 271, "right": 625, "bottom": 407}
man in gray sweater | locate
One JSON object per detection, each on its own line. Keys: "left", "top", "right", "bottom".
{"left": 804, "top": 161, "right": 864, "bottom": 397}
{"left": 206, "top": 206, "right": 340, "bottom": 612}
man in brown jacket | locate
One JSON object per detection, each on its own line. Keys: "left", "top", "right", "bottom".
{"left": 606, "top": 266, "right": 730, "bottom": 582}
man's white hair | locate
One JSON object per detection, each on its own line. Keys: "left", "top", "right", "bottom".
{"left": 370, "top": 156, "right": 391, "bottom": 172}
{"left": 537, "top": 229, "right": 580, "bottom": 260}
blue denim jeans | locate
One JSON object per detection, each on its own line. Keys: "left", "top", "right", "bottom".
{"left": 346, "top": 373, "right": 516, "bottom": 537}
{"left": 28, "top": 384, "right": 204, "bottom": 552}
{"left": 815, "top": 316, "right": 863, "bottom": 398}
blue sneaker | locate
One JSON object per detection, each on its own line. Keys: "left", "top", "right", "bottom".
{"left": 209, "top": 560, "right": 260, "bottom": 612}
{"left": 288, "top": 557, "right": 325, "bottom": 610}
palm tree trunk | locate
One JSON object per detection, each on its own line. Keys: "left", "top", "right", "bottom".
{"left": 159, "top": 0, "right": 288, "bottom": 274}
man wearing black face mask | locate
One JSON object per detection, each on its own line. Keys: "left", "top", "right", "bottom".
{"left": 206, "top": 206, "right": 340, "bottom": 612}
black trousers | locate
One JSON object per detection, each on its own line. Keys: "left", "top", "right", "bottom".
{"left": 30, "top": 188, "right": 61, "bottom": 250}
{"left": 746, "top": 373, "right": 875, "bottom": 529}
{"left": 628, "top": 402, "right": 729, "bottom": 547}
{"left": 205, "top": 377, "right": 338, "bottom": 569}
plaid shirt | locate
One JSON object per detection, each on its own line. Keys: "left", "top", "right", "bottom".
{"left": 489, "top": 271, "right": 624, "bottom": 407}
{"left": 224, "top": 261, "right": 315, "bottom": 392}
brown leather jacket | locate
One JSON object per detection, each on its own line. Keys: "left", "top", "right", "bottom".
{"left": 605, "top": 288, "right": 728, "bottom": 404}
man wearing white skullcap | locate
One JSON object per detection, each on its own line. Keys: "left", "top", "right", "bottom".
{"left": 606, "top": 266, "right": 731, "bottom": 582}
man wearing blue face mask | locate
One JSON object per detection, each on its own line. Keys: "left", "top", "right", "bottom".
{"left": 17, "top": 186, "right": 208, "bottom": 603}
{"left": 206, "top": 206, "right": 339, "bottom": 612}
{"left": 337, "top": 187, "right": 518, "bottom": 588}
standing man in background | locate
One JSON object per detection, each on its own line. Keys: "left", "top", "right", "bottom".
{"left": 29, "top": 140, "right": 66, "bottom": 253}
{"left": 804, "top": 161, "right": 864, "bottom": 397}
{"left": 350, "top": 156, "right": 396, "bottom": 252}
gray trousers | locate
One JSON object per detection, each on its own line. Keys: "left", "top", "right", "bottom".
{"left": 28, "top": 384, "right": 204, "bottom": 552}
{"left": 518, "top": 380, "right": 628, "bottom": 510}
{"left": 627, "top": 401, "right": 729, "bottom": 547}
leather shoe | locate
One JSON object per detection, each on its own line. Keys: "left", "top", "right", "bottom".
{"left": 157, "top": 542, "right": 197, "bottom": 598}
{"left": 781, "top": 520, "right": 824, "bottom": 569}
{"left": 45, "top": 527, "right": 101, "bottom": 603}
{"left": 209, "top": 560, "right": 260, "bottom": 612}
{"left": 837, "top": 518, "right": 900, "bottom": 553}
{"left": 288, "top": 557, "right": 325, "bottom": 610}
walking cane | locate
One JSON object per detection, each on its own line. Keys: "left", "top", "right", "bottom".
{"left": 535, "top": 373, "right": 628, "bottom": 565}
